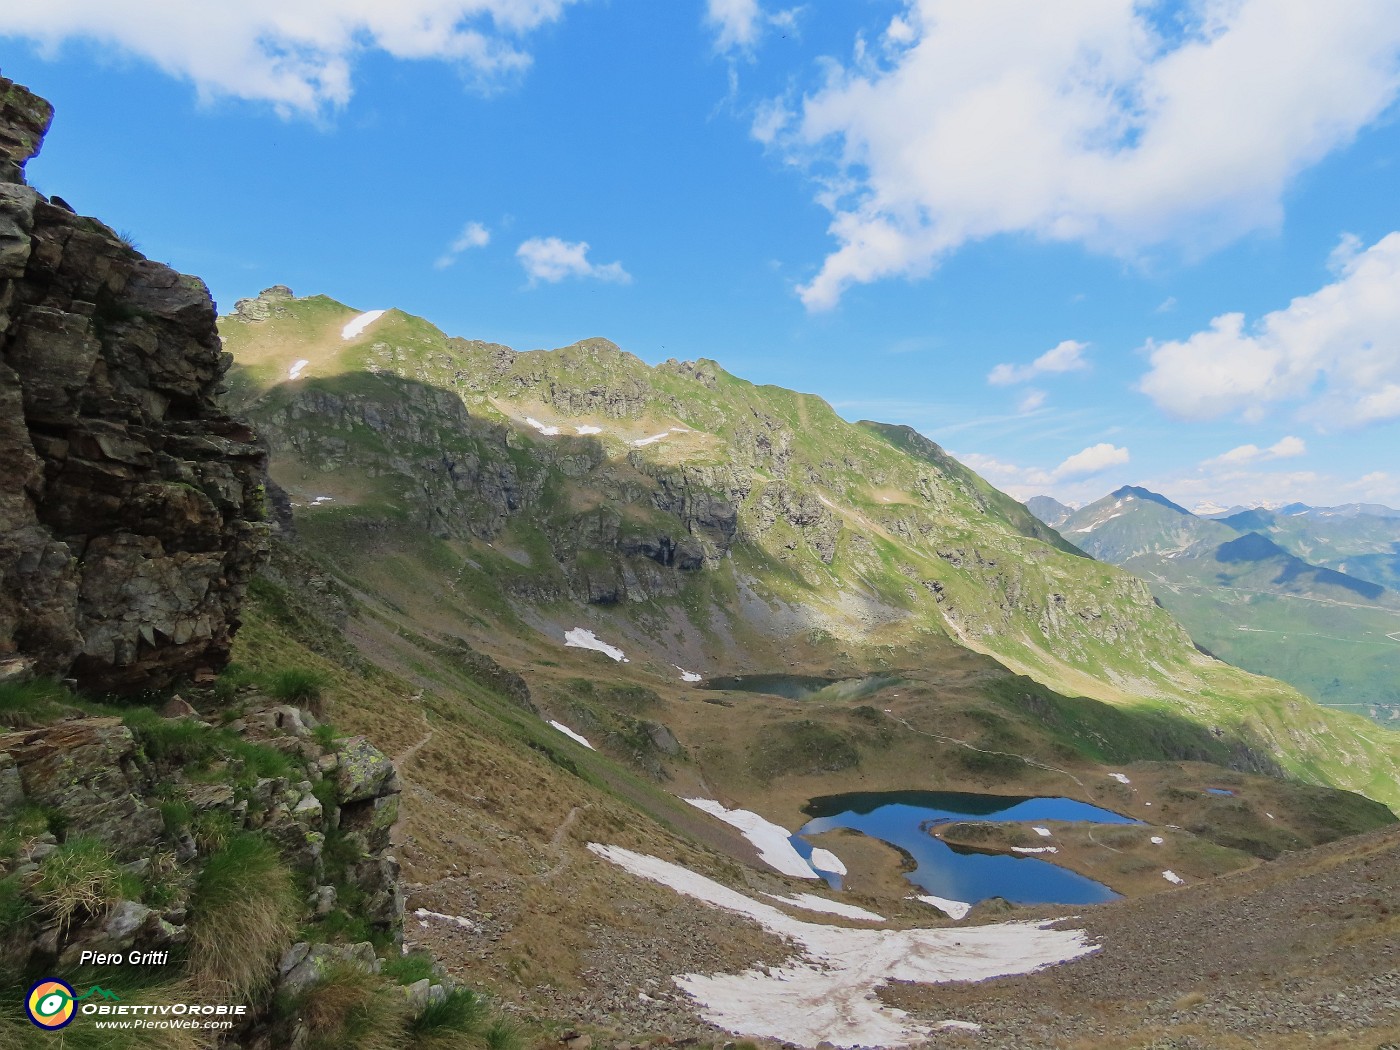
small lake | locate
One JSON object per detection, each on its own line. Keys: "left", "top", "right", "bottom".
{"left": 703, "top": 674, "right": 898, "bottom": 702}
{"left": 794, "top": 789, "right": 1141, "bottom": 907}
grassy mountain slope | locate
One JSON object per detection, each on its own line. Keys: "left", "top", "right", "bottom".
{"left": 218, "top": 290, "right": 1400, "bottom": 809}
{"left": 1055, "top": 489, "right": 1400, "bottom": 724}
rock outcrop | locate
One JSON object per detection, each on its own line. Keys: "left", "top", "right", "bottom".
{"left": 0, "top": 76, "right": 268, "bottom": 692}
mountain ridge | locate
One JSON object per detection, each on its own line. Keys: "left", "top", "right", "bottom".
{"left": 217, "top": 287, "right": 1400, "bottom": 808}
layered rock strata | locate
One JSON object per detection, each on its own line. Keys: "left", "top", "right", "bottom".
{"left": 0, "top": 76, "right": 268, "bottom": 692}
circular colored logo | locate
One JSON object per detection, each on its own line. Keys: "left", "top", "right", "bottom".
{"left": 26, "top": 979, "right": 76, "bottom": 1029}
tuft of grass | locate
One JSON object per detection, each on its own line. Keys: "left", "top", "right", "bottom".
{"left": 122, "top": 708, "right": 218, "bottom": 766}
{"left": 0, "top": 678, "right": 75, "bottom": 728}
{"left": 381, "top": 951, "right": 437, "bottom": 987}
{"left": 188, "top": 833, "right": 300, "bottom": 999}
{"left": 230, "top": 738, "right": 296, "bottom": 781}
{"left": 266, "top": 667, "right": 329, "bottom": 707}
{"left": 158, "top": 799, "right": 194, "bottom": 835}
{"left": 0, "top": 871, "right": 33, "bottom": 938}
{"left": 298, "top": 965, "right": 407, "bottom": 1050}
{"left": 33, "top": 838, "right": 134, "bottom": 934}
{"left": 212, "top": 662, "right": 260, "bottom": 703}
{"left": 481, "top": 1017, "right": 525, "bottom": 1050}
{"left": 312, "top": 722, "right": 343, "bottom": 749}
{"left": 190, "top": 810, "right": 237, "bottom": 854}
{"left": 408, "top": 988, "right": 487, "bottom": 1036}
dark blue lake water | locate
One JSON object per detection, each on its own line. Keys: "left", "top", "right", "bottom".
{"left": 793, "top": 789, "right": 1140, "bottom": 907}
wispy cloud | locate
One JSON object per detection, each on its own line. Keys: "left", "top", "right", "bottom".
{"left": 516, "top": 236, "right": 631, "bottom": 285}
{"left": 704, "top": 0, "right": 800, "bottom": 54}
{"left": 988, "top": 340, "right": 1088, "bottom": 386}
{"left": 1201, "top": 436, "right": 1306, "bottom": 468}
{"left": 434, "top": 220, "right": 490, "bottom": 269}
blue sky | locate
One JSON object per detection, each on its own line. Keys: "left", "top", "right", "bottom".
{"left": 4, "top": 0, "right": 1400, "bottom": 510}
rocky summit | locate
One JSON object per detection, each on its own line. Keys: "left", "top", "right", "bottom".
{"left": 0, "top": 76, "right": 268, "bottom": 694}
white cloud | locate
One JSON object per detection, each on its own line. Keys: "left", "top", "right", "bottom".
{"left": 0, "top": 0, "right": 581, "bottom": 115}
{"left": 1139, "top": 233, "right": 1400, "bottom": 424}
{"left": 774, "top": 1, "right": 1400, "bottom": 309}
{"left": 988, "top": 340, "right": 1088, "bottom": 386}
{"left": 706, "top": 0, "right": 763, "bottom": 51}
{"left": 1202, "top": 436, "right": 1306, "bottom": 468}
{"left": 434, "top": 220, "right": 491, "bottom": 269}
{"left": 705, "top": 0, "right": 799, "bottom": 54}
{"left": 516, "top": 236, "right": 631, "bottom": 285}
{"left": 956, "top": 442, "right": 1128, "bottom": 493}
{"left": 1017, "top": 389, "right": 1047, "bottom": 414}
{"left": 1052, "top": 443, "right": 1129, "bottom": 481}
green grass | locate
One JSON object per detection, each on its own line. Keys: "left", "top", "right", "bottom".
{"left": 32, "top": 838, "right": 137, "bottom": 934}
{"left": 266, "top": 666, "right": 329, "bottom": 706}
{"left": 382, "top": 952, "right": 437, "bottom": 986}
{"left": 408, "top": 988, "right": 488, "bottom": 1036}
{"left": 188, "top": 833, "right": 300, "bottom": 999}
{"left": 0, "top": 678, "right": 76, "bottom": 727}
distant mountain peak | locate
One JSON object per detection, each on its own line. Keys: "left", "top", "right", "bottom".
{"left": 1110, "top": 485, "right": 1191, "bottom": 516}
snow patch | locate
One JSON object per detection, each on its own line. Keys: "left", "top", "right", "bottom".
{"left": 548, "top": 721, "right": 595, "bottom": 750}
{"left": 1108, "top": 772, "right": 1131, "bottom": 784}
{"left": 588, "top": 845, "right": 1095, "bottom": 1048}
{"left": 1162, "top": 870, "right": 1184, "bottom": 885}
{"left": 915, "top": 894, "right": 972, "bottom": 921}
{"left": 675, "top": 666, "right": 703, "bottom": 683}
{"left": 576, "top": 424, "right": 603, "bottom": 435}
{"left": 936, "top": 1020, "right": 983, "bottom": 1032}
{"left": 309, "top": 496, "right": 334, "bottom": 506}
{"left": 564, "top": 628, "right": 628, "bottom": 662}
{"left": 1032, "top": 826, "right": 1053, "bottom": 838}
{"left": 525, "top": 417, "right": 560, "bottom": 436}
{"left": 762, "top": 893, "right": 883, "bottom": 922}
{"left": 1150, "top": 836, "right": 1164, "bottom": 845}
{"left": 341, "top": 310, "right": 386, "bottom": 340}
{"left": 288, "top": 359, "right": 310, "bottom": 380}
{"left": 631, "top": 427, "right": 690, "bottom": 448}
{"left": 1011, "top": 846, "right": 1058, "bottom": 854}
{"left": 808, "top": 848, "right": 847, "bottom": 876}
{"left": 413, "top": 907, "right": 473, "bottom": 929}
{"left": 683, "top": 798, "right": 817, "bottom": 879}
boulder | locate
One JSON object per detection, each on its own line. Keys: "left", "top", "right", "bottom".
{"left": 334, "top": 737, "right": 396, "bottom": 803}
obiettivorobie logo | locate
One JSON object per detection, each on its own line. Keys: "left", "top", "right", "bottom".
{"left": 25, "top": 980, "right": 247, "bottom": 1033}
{"left": 25, "top": 980, "right": 118, "bottom": 1029}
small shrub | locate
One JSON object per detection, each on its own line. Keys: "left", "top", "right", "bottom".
{"left": 33, "top": 838, "right": 133, "bottom": 933}
{"left": 409, "top": 988, "right": 487, "bottom": 1036}
{"left": 299, "top": 965, "right": 406, "bottom": 1050}
{"left": 266, "top": 667, "right": 328, "bottom": 707}
{"left": 189, "top": 834, "right": 300, "bottom": 999}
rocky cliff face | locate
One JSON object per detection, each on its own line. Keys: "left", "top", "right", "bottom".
{"left": 0, "top": 77, "right": 268, "bottom": 693}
